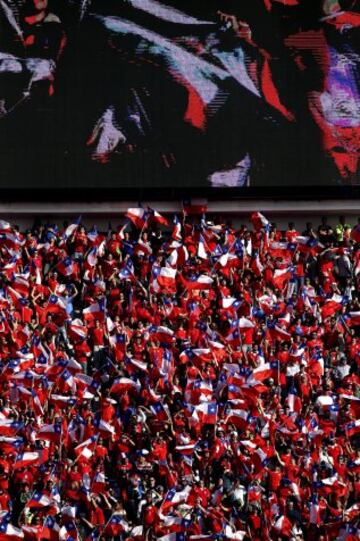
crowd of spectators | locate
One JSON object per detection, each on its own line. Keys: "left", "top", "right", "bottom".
{"left": 0, "top": 208, "right": 359, "bottom": 541}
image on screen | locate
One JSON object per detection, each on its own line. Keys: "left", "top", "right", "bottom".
{"left": 0, "top": 0, "right": 359, "bottom": 188}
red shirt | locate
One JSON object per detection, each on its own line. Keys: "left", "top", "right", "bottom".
{"left": 92, "top": 327, "right": 105, "bottom": 346}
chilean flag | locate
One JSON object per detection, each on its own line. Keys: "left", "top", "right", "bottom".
{"left": 272, "top": 267, "right": 294, "bottom": 290}
{"left": 239, "top": 317, "right": 255, "bottom": 330}
{"left": 94, "top": 419, "right": 115, "bottom": 438}
{"left": 345, "top": 419, "right": 360, "bottom": 437}
{"left": 83, "top": 301, "right": 106, "bottom": 322}
{"left": 346, "top": 312, "right": 360, "bottom": 327}
{"left": 86, "top": 247, "right": 98, "bottom": 268}
{"left": 172, "top": 215, "right": 182, "bottom": 241}
{"left": 11, "top": 275, "right": 30, "bottom": 298}
{"left": 41, "top": 516, "right": 60, "bottom": 541}
{"left": 56, "top": 257, "right": 78, "bottom": 278}
{"left": 74, "top": 436, "right": 98, "bottom": 460}
{"left": 252, "top": 446, "right": 273, "bottom": 473}
{"left": 267, "top": 323, "right": 291, "bottom": 342}
{"left": 0, "top": 523, "right": 24, "bottom": 541}
{"left": 150, "top": 403, "right": 169, "bottom": 422}
{"left": 0, "top": 220, "right": 12, "bottom": 232}
{"left": 68, "top": 321, "right": 88, "bottom": 340}
{"left": 36, "top": 423, "right": 62, "bottom": 443}
{"left": 183, "top": 274, "right": 213, "bottom": 290}
{"left": 0, "top": 420, "right": 23, "bottom": 436}
{"left": 250, "top": 212, "right": 269, "bottom": 230}
{"left": 110, "top": 378, "right": 141, "bottom": 395}
{"left": 195, "top": 402, "right": 218, "bottom": 425}
{"left": 273, "top": 516, "right": 292, "bottom": 538}
{"left": 14, "top": 451, "right": 45, "bottom": 470}
{"left": 151, "top": 209, "right": 169, "bottom": 227}
{"left": 158, "top": 534, "right": 187, "bottom": 541}
{"left": 321, "top": 294, "right": 345, "bottom": 318}
{"left": 197, "top": 235, "right": 208, "bottom": 260}
{"left": 47, "top": 295, "right": 67, "bottom": 316}
{"left": 248, "top": 363, "right": 275, "bottom": 383}
{"left": 161, "top": 486, "right": 191, "bottom": 511}
{"left": 125, "top": 208, "right": 149, "bottom": 229}
{"left": 167, "top": 246, "right": 189, "bottom": 268}
{"left": 22, "top": 526, "right": 42, "bottom": 541}
{"left": 105, "top": 515, "right": 128, "bottom": 537}
{"left": 157, "top": 267, "right": 177, "bottom": 290}
{"left": 251, "top": 254, "right": 264, "bottom": 276}
{"left": 192, "top": 349, "right": 213, "bottom": 363}
{"left": 119, "top": 261, "right": 136, "bottom": 282}
{"left": 174, "top": 443, "right": 197, "bottom": 456}
{"left": 63, "top": 217, "right": 81, "bottom": 240}
{"left": 27, "top": 493, "right": 53, "bottom": 509}
{"left": 50, "top": 395, "right": 77, "bottom": 408}
{"left": 149, "top": 325, "right": 175, "bottom": 344}
{"left": 225, "top": 409, "right": 249, "bottom": 430}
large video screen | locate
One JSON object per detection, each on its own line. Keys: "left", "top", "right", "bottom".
{"left": 0, "top": 0, "right": 359, "bottom": 188}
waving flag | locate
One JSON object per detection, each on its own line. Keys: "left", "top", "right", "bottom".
{"left": 252, "top": 446, "right": 274, "bottom": 473}
{"left": 74, "top": 436, "right": 98, "bottom": 460}
{"left": 26, "top": 493, "right": 53, "bottom": 509}
{"left": 345, "top": 419, "right": 360, "bottom": 437}
{"left": 250, "top": 212, "right": 269, "bottom": 230}
{"left": 119, "top": 263, "right": 136, "bottom": 282}
{"left": 14, "top": 451, "right": 45, "bottom": 470}
{"left": 11, "top": 275, "right": 30, "bottom": 298}
{"left": 151, "top": 209, "right": 169, "bottom": 227}
{"left": 63, "top": 217, "right": 81, "bottom": 240}
{"left": 110, "top": 378, "right": 141, "bottom": 395}
{"left": 56, "top": 257, "right": 78, "bottom": 278}
{"left": 172, "top": 215, "right": 182, "bottom": 241}
{"left": 158, "top": 534, "right": 187, "bottom": 541}
{"left": 94, "top": 419, "right": 115, "bottom": 438}
{"left": 0, "top": 420, "right": 23, "bottom": 436}
{"left": 0, "top": 220, "right": 12, "bottom": 232}
{"left": 149, "top": 325, "right": 175, "bottom": 344}
{"left": 174, "top": 443, "right": 197, "bottom": 456}
{"left": 36, "top": 423, "right": 62, "bottom": 443}
{"left": 183, "top": 274, "right": 213, "bottom": 290}
{"left": 321, "top": 294, "right": 345, "bottom": 318}
{"left": 272, "top": 267, "right": 294, "bottom": 290}
{"left": 157, "top": 267, "right": 177, "bottom": 290}
{"left": 161, "top": 486, "right": 191, "bottom": 511}
{"left": 251, "top": 254, "right": 264, "bottom": 276}
{"left": 267, "top": 323, "right": 291, "bottom": 342}
{"left": 248, "top": 363, "right": 276, "bottom": 383}
{"left": 0, "top": 523, "right": 24, "bottom": 541}
{"left": 125, "top": 208, "right": 150, "bottom": 229}
{"left": 83, "top": 300, "right": 106, "bottom": 322}
{"left": 40, "top": 516, "right": 60, "bottom": 541}
{"left": 150, "top": 403, "right": 170, "bottom": 422}
{"left": 195, "top": 402, "right": 218, "bottom": 425}
{"left": 273, "top": 516, "right": 292, "bottom": 538}
{"left": 346, "top": 312, "right": 360, "bottom": 327}
{"left": 47, "top": 295, "right": 67, "bottom": 317}
{"left": 225, "top": 409, "right": 249, "bottom": 430}
{"left": 68, "top": 321, "right": 88, "bottom": 340}
{"left": 104, "top": 515, "right": 129, "bottom": 536}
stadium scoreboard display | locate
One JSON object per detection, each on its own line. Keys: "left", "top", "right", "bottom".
{"left": 0, "top": 0, "right": 359, "bottom": 190}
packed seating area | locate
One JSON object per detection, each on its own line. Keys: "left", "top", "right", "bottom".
{"left": 0, "top": 208, "right": 359, "bottom": 541}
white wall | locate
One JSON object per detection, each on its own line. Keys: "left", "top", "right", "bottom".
{"left": 0, "top": 199, "right": 359, "bottom": 231}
